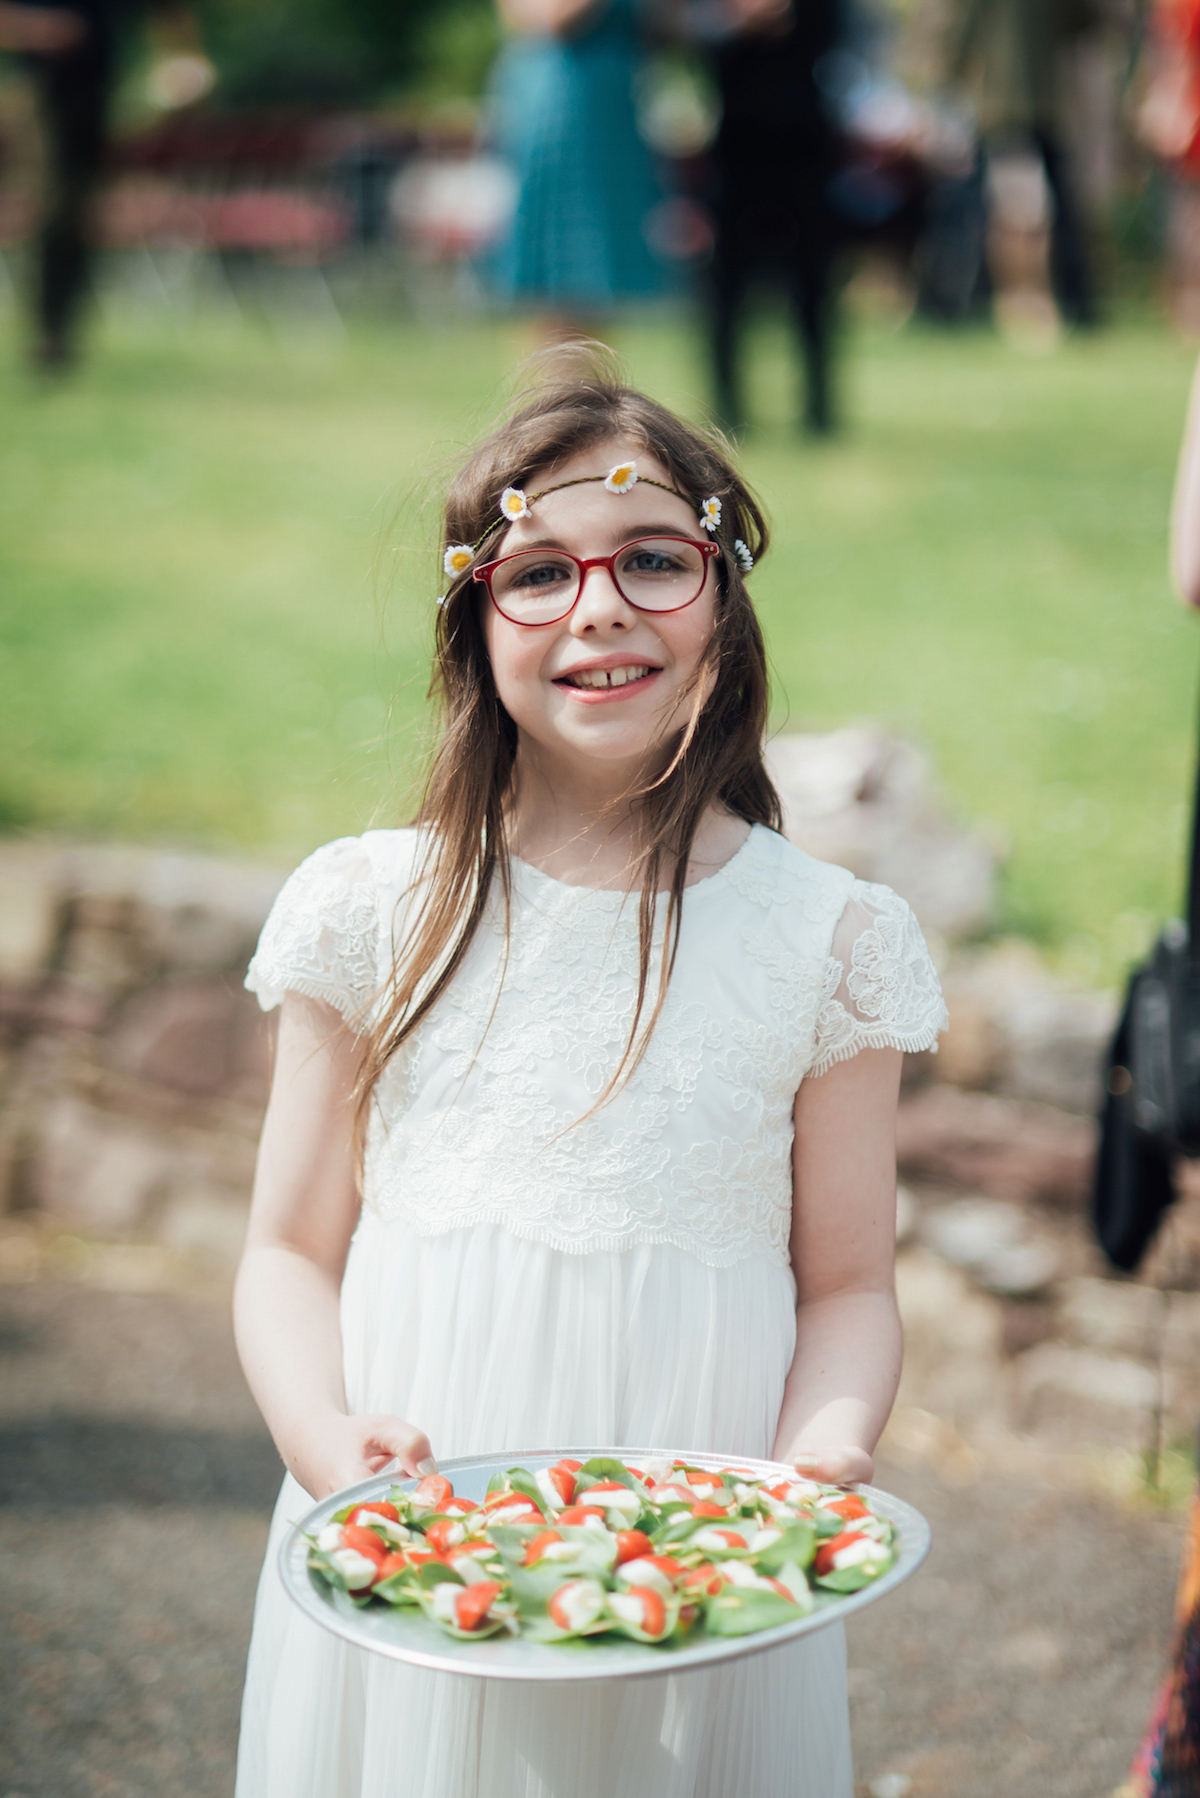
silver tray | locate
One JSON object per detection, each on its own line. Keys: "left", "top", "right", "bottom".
{"left": 279, "top": 1447, "right": 930, "bottom": 1683}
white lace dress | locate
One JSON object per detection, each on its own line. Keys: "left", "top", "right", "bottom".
{"left": 236, "top": 822, "right": 946, "bottom": 1798}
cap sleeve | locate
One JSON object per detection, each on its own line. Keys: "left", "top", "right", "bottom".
{"left": 245, "top": 836, "right": 381, "bottom": 1026}
{"left": 809, "top": 880, "right": 947, "bottom": 1077}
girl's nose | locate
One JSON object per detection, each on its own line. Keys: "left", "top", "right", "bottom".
{"left": 570, "top": 563, "right": 634, "bottom": 631}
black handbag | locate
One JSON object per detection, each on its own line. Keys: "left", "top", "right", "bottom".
{"left": 1094, "top": 686, "right": 1200, "bottom": 1270}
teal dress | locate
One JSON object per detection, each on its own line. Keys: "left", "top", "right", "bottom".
{"left": 491, "top": 0, "right": 669, "bottom": 307}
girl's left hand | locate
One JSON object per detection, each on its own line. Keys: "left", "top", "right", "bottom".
{"left": 791, "top": 1446, "right": 874, "bottom": 1487}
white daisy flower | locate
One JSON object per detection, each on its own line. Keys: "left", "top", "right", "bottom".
{"left": 734, "top": 538, "right": 754, "bottom": 572}
{"left": 443, "top": 544, "right": 474, "bottom": 579}
{"left": 700, "top": 496, "right": 722, "bottom": 533}
{"left": 604, "top": 461, "right": 638, "bottom": 494}
{"left": 499, "top": 486, "right": 531, "bottom": 521}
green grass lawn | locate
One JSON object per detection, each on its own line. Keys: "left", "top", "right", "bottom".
{"left": 1, "top": 278, "right": 1197, "bottom": 986}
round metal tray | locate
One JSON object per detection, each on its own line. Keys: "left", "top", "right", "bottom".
{"left": 279, "top": 1447, "right": 930, "bottom": 1683}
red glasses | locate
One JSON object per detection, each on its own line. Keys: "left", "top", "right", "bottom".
{"left": 474, "top": 535, "right": 721, "bottom": 627}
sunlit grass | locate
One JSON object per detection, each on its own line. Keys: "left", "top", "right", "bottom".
{"left": 1, "top": 272, "right": 1196, "bottom": 985}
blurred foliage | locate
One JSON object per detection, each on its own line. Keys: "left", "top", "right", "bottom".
{"left": 196, "top": 0, "right": 498, "bottom": 107}
{"left": 0, "top": 293, "right": 1196, "bottom": 987}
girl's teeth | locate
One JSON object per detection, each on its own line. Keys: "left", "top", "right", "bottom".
{"left": 573, "top": 666, "right": 649, "bottom": 689}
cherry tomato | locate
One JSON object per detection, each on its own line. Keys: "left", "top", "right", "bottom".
{"left": 546, "top": 1465, "right": 577, "bottom": 1505}
{"left": 559, "top": 1459, "right": 583, "bottom": 1473}
{"left": 342, "top": 1524, "right": 387, "bottom": 1564}
{"left": 691, "top": 1501, "right": 727, "bottom": 1518}
{"left": 454, "top": 1581, "right": 502, "bottom": 1632}
{"left": 524, "top": 1529, "right": 564, "bottom": 1566}
{"left": 613, "top": 1530, "right": 653, "bottom": 1566}
{"left": 814, "top": 1530, "right": 866, "bottom": 1577}
{"left": 413, "top": 1474, "right": 453, "bottom": 1512}
{"left": 627, "top": 1586, "right": 667, "bottom": 1637}
{"left": 684, "top": 1562, "right": 725, "bottom": 1596}
{"left": 557, "top": 1505, "right": 605, "bottom": 1527}
{"left": 827, "top": 1495, "right": 869, "bottom": 1521}
{"left": 702, "top": 1528, "right": 746, "bottom": 1551}
{"left": 424, "top": 1519, "right": 465, "bottom": 1556}
{"left": 405, "top": 1547, "right": 444, "bottom": 1569}
{"left": 374, "top": 1550, "right": 408, "bottom": 1582}
{"left": 355, "top": 1501, "right": 400, "bottom": 1523}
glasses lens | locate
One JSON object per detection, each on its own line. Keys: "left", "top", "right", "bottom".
{"left": 490, "top": 550, "right": 580, "bottom": 623}
{"left": 614, "top": 538, "right": 707, "bottom": 611}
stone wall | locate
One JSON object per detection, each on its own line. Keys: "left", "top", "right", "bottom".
{"left": 0, "top": 839, "right": 282, "bottom": 1262}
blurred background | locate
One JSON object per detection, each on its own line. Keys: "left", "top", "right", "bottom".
{"left": 5, "top": 0, "right": 1200, "bottom": 1793}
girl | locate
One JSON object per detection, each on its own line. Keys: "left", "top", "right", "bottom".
{"left": 233, "top": 359, "right": 946, "bottom": 1798}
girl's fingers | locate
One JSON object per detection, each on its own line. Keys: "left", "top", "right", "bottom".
{"left": 359, "top": 1417, "right": 436, "bottom": 1479}
{"left": 792, "top": 1446, "right": 874, "bottom": 1487}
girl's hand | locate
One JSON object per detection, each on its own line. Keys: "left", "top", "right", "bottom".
{"left": 791, "top": 1446, "right": 874, "bottom": 1487}
{"left": 293, "top": 1411, "right": 437, "bottom": 1500}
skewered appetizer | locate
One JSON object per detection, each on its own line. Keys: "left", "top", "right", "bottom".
{"left": 306, "top": 1457, "right": 896, "bottom": 1646}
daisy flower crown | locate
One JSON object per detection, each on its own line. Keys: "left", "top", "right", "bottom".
{"left": 437, "top": 460, "right": 753, "bottom": 604}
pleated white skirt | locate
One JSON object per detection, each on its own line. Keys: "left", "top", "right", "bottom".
{"left": 236, "top": 1217, "right": 854, "bottom": 1798}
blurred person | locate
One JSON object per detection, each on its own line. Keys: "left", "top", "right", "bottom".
{"left": 1109, "top": 350, "right": 1200, "bottom": 1798}
{"left": 489, "top": 0, "right": 670, "bottom": 342}
{"left": 948, "top": 0, "right": 1104, "bottom": 329}
{"left": 0, "top": 0, "right": 204, "bottom": 368}
{"left": 699, "top": 0, "right": 842, "bottom": 435}
{"left": 1135, "top": 0, "right": 1200, "bottom": 337}
{"left": 0, "top": 0, "right": 108, "bottom": 366}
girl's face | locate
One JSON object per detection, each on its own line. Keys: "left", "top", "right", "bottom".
{"left": 480, "top": 441, "right": 719, "bottom": 791}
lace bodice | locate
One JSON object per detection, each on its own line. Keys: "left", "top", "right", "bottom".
{"left": 246, "top": 826, "right": 945, "bottom": 1269}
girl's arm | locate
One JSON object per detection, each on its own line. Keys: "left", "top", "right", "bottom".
{"left": 1172, "top": 352, "right": 1200, "bottom": 608}
{"left": 233, "top": 994, "right": 435, "bottom": 1500}
{"left": 771, "top": 1045, "right": 904, "bottom": 1486}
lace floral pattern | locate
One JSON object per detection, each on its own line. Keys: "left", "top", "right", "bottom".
{"left": 245, "top": 836, "right": 389, "bottom": 1023}
{"left": 245, "top": 826, "right": 945, "bottom": 1268}
{"left": 809, "top": 883, "right": 948, "bottom": 1076}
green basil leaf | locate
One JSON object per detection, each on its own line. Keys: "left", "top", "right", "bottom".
{"left": 504, "top": 1467, "right": 549, "bottom": 1513}
{"left": 816, "top": 1559, "right": 893, "bottom": 1593}
{"left": 416, "top": 1560, "right": 463, "bottom": 1589}
{"left": 703, "top": 1587, "right": 805, "bottom": 1636}
{"left": 372, "top": 1572, "right": 420, "bottom": 1606}
{"left": 574, "top": 1458, "right": 641, "bottom": 1494}
{"left": 754, "top": 1523, "right": 816, "bottom": 1573}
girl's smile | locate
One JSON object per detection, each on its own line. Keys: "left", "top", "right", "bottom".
{"left": 552, "top": 653, "right": 662, "bottom": 700}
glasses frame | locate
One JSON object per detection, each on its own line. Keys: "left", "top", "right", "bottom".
{"left": 474, "top": 534, "right": 723, "bottom": 627}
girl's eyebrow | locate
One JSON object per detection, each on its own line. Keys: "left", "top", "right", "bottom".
{"left": 509, "top": 524, "right": 695, "bottom": 552}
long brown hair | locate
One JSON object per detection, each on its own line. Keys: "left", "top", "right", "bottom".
{"left": 355, "top": 352, "right": 782, "bottom": 1139}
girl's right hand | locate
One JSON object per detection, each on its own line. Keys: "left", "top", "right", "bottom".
{"left": 292, "top": 1412, "right": 437, "bottom": 1500}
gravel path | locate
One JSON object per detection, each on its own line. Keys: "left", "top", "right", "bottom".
{"left": 0, "top": 1275, "right": 1187, "bottom": 1798}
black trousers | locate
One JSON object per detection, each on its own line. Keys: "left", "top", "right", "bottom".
{"left": 707, "top": 159, "right": 837, "bottom": 434}
{"left": 1033, "top": 127, "right": 1097, "bottom": 328}
{"left": 30, "top": 43, "right": 110, "bottom": 349}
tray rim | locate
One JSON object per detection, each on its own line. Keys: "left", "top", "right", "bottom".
{"left": 278, "top": 1446, "right": 931, "bottom": 1683}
